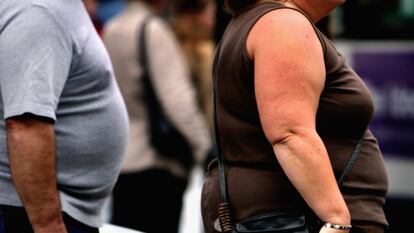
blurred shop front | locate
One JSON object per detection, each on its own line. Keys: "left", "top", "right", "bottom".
{"left": 335, "top": 1, "right": 414, "bottom": 232}
{"left": 335, "top": 41, "right": 414, "bottom": 233}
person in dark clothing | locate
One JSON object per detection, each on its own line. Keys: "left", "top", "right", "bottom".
{"left": 201, "top": 0, "right": 388, "bottom": 233}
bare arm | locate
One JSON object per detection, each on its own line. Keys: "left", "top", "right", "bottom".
{"left": 7, "top": 115, "right": 67, "bottom": 233}
{"left": 247, "top": 9, "right": 350, "bottom": 232}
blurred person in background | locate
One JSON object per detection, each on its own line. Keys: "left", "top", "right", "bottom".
{"left": 103, "top": 0, "right": 212, "bottom": 232}
{"left": 0, "top": 0, "right": 128, "bottom": 233}
{"left": 201, "top": 0, "right": 388, "bottom": 233}
{"left": 83, "top": 0, "right": 104, "bottom": 36}
{"left": 171, "top": 0, "right": 217, "bottom": 169}
{"left": 171, "top": 0, "right": 216, "bottom": 130}
{"left": 96, "top": 0, "right": 126, "bottom": 24}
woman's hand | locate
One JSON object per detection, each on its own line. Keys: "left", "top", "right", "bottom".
{"left": 319, "top": 225, "right": 351, "bottom": 233}
{"left": 320, "top": 228, "right": 350, "bottom": 233}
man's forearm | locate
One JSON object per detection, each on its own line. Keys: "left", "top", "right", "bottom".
{"left": 7, "top": 116, "right": 67, "bottom": 233}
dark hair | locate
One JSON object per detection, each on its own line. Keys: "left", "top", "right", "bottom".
{"left": 175, "top": 0, "right": 209, "bottom": 13}
{"left": 225, "top": 0, "right": 289, "bottom": 15}
{"left": 225, "top": 0, "right": 259, "bottom": 15}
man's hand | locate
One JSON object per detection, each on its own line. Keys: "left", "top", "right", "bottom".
{"left": 7, "top": 114, "right": 67, "bottom": 233}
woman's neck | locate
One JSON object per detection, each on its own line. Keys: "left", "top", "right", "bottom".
{"left": 258, "top": 0, "right": 327, "bottom": 22}
{"left": 285, "top": 0, "right": 320, "bottom": 22}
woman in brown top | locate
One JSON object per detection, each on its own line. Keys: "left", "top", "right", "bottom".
{"left": 201, "top": 0, "right": 388, "bottom": 233}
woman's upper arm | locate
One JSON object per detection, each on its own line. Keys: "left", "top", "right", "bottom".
{"left": 247, "top": 9, "right": 326, "bottom": 144}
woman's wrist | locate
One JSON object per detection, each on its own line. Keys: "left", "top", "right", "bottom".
{"left": 322, "top": 206, "right": 351, "bottom": 226}
{"left": 323, "top": 222, "right": 352, "bottom": 231}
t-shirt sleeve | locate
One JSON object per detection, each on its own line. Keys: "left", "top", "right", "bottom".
{"left": 0, "top": 6, "right": 72, "bottom": 121}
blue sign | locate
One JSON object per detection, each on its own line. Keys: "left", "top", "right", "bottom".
{"left": 353, "top": 52, "right": 414, "bottom": 158}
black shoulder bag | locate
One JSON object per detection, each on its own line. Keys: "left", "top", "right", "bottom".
{"left": 138, "top": 16, "right": 194, "bottom": 171}
{"left": 212, "top": 44, "right": 363, "bottom": 233}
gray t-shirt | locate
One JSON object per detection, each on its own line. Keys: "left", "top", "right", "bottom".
{"left": 0, "top": 0, "right": 128, "bottom": 227}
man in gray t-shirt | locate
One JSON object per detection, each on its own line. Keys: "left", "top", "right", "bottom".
{"left": 0, "top": 0, "right": 128, "bottom": 232}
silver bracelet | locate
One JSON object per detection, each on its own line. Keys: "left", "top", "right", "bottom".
{"left": 323, "top": 222, "right": 352, "bottom": 231}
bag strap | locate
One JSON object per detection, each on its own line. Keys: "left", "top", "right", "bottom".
{"left": 138, "top": 14, "right": 162, "bottom": 142}
{"left": 338, "top": 137, "right": 364, "bottom": 186}
{"left": 211, "top": 42, "right": 233, "bottom": 233}
{"left": 138, "top": 14, "right": 152, "bottom": 78}
{"left": 138, "top": 15, "right": 165, "bottom": 131}
{"left": 212, "top": 45, "right": 364, "bottom": 233}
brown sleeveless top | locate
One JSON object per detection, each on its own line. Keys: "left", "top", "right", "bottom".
{"left": 201, "top": 2, "right": 388, "bottom": 232}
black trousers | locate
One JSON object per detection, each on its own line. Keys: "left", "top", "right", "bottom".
{"left": 0, "top": 205, "right": 99, "bottom": 233}
{"left": 111, "top": 169, "right": 187, "bottom": 233}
